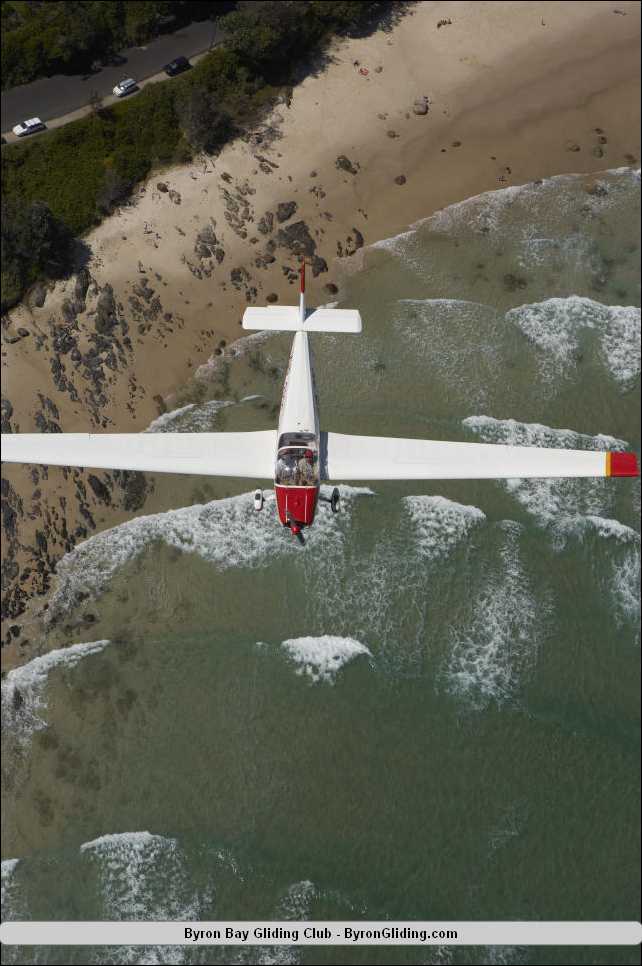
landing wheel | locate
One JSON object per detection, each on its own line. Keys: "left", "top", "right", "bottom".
{"left": 330, "top": 487, "right": 340, "bottom": 513}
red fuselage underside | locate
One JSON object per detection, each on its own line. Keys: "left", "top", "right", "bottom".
{"left": 275, "top": 485, "right": 319, "bottom": 526}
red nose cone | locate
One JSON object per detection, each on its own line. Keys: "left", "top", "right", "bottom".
{"left": 291, "top": 524, "right": 301, "bottom": 535}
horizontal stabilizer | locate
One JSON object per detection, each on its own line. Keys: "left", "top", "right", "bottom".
{"left": 1, "top": 431, "right": 277, "bottom": 479}
{"left": 304, "top": 308, "right": 362, "bottom": 333}
{"left": 242, "top": 306, "right": 301, "bottom": 331}
{"left": 242, "top": 306, "right": 362, "bottom": 333}
{"left": 323, "top": 433, "right": 639, "bottom": 480}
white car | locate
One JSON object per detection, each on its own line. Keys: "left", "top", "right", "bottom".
{"left": 12, "top": 117, "right": 45, "bottom": 137}
{"left": 113, "top": 78, "right": 137, "bottom": 98}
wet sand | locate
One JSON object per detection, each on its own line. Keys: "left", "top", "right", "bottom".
{"left": 1, "top": 0, "right": 640, "bottom": 669}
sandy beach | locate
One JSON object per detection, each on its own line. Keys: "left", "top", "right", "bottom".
{"left": 2, "top": 0, "right": 640, "bottom": 669}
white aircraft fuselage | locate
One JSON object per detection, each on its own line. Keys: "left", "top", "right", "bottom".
{"left": 273, "top": 291, "right": 321, "bottom": 531}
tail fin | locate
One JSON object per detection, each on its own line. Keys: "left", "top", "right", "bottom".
{"left": 242, "top": 260, "right": 362, "bottom": 333}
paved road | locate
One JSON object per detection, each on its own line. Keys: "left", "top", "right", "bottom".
{"left": 2, "top": 19, "right": 222, "bottom": 133}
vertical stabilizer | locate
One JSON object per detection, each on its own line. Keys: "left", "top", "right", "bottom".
{"left": 299, "top": 259, "right": 306, "bottom": 323}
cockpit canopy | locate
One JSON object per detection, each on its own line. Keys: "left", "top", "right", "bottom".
{"left": 275, "top": 434, "right": 319, "bottom": 487}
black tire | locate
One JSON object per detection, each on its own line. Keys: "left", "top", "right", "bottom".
{"left": 330, "top": 488, "right": 340, "bottom": 513}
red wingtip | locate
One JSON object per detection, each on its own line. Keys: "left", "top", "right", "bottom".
{"left": 608, "top": 452, "right": 639, "bottom": 477}
{"left": 299, "top": 260, "right": 305, "bottom": 294}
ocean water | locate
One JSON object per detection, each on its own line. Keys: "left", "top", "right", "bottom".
{"left": 2, "top": 168, "right": 640, "bottom": 966}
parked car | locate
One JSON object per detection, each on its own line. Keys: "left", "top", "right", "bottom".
{"left": 12, "top": 117, "right": 45, "bottom": 137}
{"left": 113, "top": 78, "right": 137, "bottom": 98}
{"left": 163, "top": 56, "right": 191, "bottom": 77}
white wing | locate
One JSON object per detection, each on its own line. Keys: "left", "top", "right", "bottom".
{"left": 323, "top": 433, "right": 638, "bottom": 480}
{"left": 0, "top": 432, "right": 277, "bottom": 479}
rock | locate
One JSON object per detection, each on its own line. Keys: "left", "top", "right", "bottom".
{"left": 257, "top": 211, "right": 274, "bottom": 235}
{"left": 394, "top": 175, "right": 407, "bottom": 185}
{"left": 592, "top": 146, "right": 605, "bottom": 158}
{"left": 266, "top": 292, "right": 279, "bottom": 303}
{"left": 565, "top": 141, "right": 581, "bottom": 152}
{"left": 17, "top": 327, "right": 30, "bottom": 338}
{"left": 168, "top": 189, "right": 182, "bottom": 205}
{"left": 157, "top": 182, "right": 169, "bottom": 192}
{"left": 325, "top": 283, "right": 339, "bottom": 295}
{"left": 95, "top": 284, "right": 117, "bottom": 334}
{"left": 413, "top": 96, "right": 429, "bottom": 115}
{"left": 1, "top": 397, "right": 13, "bottom": 433}
{"left": 74, "top": 268, "right": 91, "bottom": 304}
{"left": 30, "top": 282, "right": 47, "bottom": 308}
{"left": 61, "top": 298, "right": 77, "bottom": 324}
{"left": 311, "top": 255, "right": 328, "bottom": 277}
{"left": 335, "top": 155, "right": 359, "bottom": 175}
{"left": 53, "top": 326, "right": 76, "bottom": 354}
{"left": 153, "top": 394, "right": 167, "bottom": 414}
{"left": 276, "top": 221, "right": 316, "bottom": 257}
{"left": 503, "top": 273, "right": 528, "bottom": 292}
{"left": 88, "top": 475, "right": 111, "bottom": 504}
{"left": 276, "top": 201, "right": 298, "bottom": 223}
{"left": 114, "top": 470, "right": 148, "bottom": 511}
{"left": 387, "top": 130, "right": 399, "bottom": 138}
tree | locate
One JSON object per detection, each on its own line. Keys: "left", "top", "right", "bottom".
{"left": 1, "top": 201, "right": 75, "bottom": 312}
{"left": 178, "top": 85, "right": 233, "bottom": 153}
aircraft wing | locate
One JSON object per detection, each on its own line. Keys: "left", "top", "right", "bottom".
{"left": 323, "top": 432, "right": 639, "bottom": 480}
{"left": 0, "top": 431, "right": 277, "bottom": 479}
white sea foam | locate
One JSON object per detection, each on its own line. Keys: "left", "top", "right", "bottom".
{"left": 575, "top": 518, "right": 641, "bottom": 630}
{"left": 195, "top": 329, "right": 274, "bottom": 381}
{"left": 441, "top": 522, "right": 547, "bottom": 709}
{"left": 403, "top": 496, "right": 486, "bottom": 561}
{"left": 276, "top": 879, "right": 316, "bottom": 919}
{"left": 230, "top": 880, "right": 317, "bottom": 965}
{"left": 46, "top": 487, "right": 372, "bottom": 623}
{"left": 507, "top": 296, "right": 641, "bottom": 387}
{"left": 463, "top": 414, "right": 627, "bottom": 451}
{"left": 144, "top": 404, "right": 195, "bottom": 432}
{"left": 81, "top": 831, "right": 207, "bottom": 964}
{"left": 281, "top": 635, "right": 372, "bottom": 683}
{"left": 463, "top": 416, "right": 627, "bottom": 536}
{"left": 394, "top": 298, "right": 502, "bottom": 408}
{"left": 1, "top": 639, "right": 110, "bottom": 738}
{"left": 1, "top": 859, "right": 21, "bottom": 919}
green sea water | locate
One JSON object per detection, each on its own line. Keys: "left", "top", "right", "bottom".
{"left": 2, "top": 168, "right": 640, "bottom": 966}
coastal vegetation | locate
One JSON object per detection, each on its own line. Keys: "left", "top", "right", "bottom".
{"left": 1, "top": 0, "right": 390, "bottom": 311}
{"left": 1, "top": 1, "right": 226, "bottom": 90}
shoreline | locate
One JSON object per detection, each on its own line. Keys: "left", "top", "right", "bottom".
{"left": 1, "top": 0, "right": 641, "bottom": 669}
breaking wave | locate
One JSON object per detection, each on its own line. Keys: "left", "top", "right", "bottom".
{"left": 403, "top": 495, "right": 486, "bottom": 561}
{"left": 46, "top": 487, "right": 373, "bottom": 625}
{"left": 507, "top": 296, "right": 640, "bottom": 387}
{"left": 1, "top": 640, "right": 110, "bottom": 740}
{"left": 439, "top": 522, "right": 549, "bottom": 709}
{"left": 280, "top": 635, "right": 372, "bottom": 683}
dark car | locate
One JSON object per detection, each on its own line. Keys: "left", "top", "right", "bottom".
{"left": 163, "top": 56, "right": 191, "bottom": 77}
